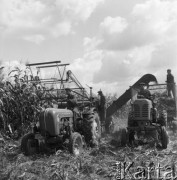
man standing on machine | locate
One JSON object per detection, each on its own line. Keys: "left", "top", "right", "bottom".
{"left": 97, "top": 90, "right": 106, "bottom": 130}
{"left": 166, "top": 69, "right": 175, "bottom": 99}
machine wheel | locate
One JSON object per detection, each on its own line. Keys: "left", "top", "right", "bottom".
{"left": 83, "top": 112, "right": 101, "bottom": 147}
{"left": 120, "top": 128, "right": 127, "bottom": 146}
{"left": 91, "top": 113, "right": 101, "bottom": 146}
{"left": 21, "top": 133, "right": 38, "bottom": 156}
{"left": 160, "top": 126, "right": 169, "bottom": 149}
{"left": 69, "top": 132, "right": 83, "bottom": 156}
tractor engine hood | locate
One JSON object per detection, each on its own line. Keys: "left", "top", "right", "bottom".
{"left": 39, "top": 108, "right": 73, "bottom": 136}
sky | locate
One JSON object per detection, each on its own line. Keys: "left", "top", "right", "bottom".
{"left": 0, "top": 0, "right": 177, "bottom": 96}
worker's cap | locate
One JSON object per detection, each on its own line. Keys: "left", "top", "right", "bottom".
{"left": 98, "top": 90, "right": 102, "bottom": 94}
{"left": 167, "top": 69, "right": 171, "bottom": 72}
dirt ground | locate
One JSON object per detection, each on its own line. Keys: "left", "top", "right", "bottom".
{"left": 0, "top": 124, "right": 177, "bottom": 180}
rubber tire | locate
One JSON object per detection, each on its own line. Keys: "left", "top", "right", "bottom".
{"left": 120, "top": 128, "right": 127, "bottom": 146}
{"left": 161, "top": 126, "right": 169, "bottom": 149}
{"left": 21, "top": 133, "right": 38, "bottom": 156}
{"left": 69, "top": 132, "right": 83, "bottom": 156}
{"left": 92, "top": 113, "right": 101, "bottom": 146}
{"left": 83, "top": 112, "right": 101, "bottom": 147}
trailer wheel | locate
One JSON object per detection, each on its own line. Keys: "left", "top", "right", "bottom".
{"left": 21, "top": 133, "right": 38, "bottom": 156}
{"left": 69, "top": 132, "right": 83, "bottom": 156}
{"left": 161, "top": 126, "right": 169, "bottom": 149}
{"left": 120, "top": 128, "right": 127, "bottom": 146}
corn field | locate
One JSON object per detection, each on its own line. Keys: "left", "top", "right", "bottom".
{"left": 0, "top": 67, "right": 58, "bottom": 138}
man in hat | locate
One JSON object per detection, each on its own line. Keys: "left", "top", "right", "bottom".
{"left": 138, "top": 82, "right": 151, "bottom": 100}
{"left": 166, "top": 69, "right": 175, "bottom": 98}
{"left": 97, "top": 90, "right": 106, "bottom": 127}
{"left": 65, "top": 88, "right": 77, "bottom": 110}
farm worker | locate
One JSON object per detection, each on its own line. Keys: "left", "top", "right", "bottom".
{"left": 97, "top": 90, "right": 106, "bottom": 127}
{"left": 65, "top": 88, "right": 77, "bottom": 110}
{"left": 166, "top": 69, "right": 175, "bottom": 99}
{"left": 105, "top": 116, "right": 113, "bottom": 134}
{"left": 138, "top": 82, "right": 151, "bottom": 100}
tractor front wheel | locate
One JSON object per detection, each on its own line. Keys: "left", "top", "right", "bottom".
{"left": 21, "top": 133, "right": 38, "bottom": 156}
{"left": 69, "top": 132, "right": 83, "bottom": 156}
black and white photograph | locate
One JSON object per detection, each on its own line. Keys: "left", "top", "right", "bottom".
{"left": 0, "top": 0, "right": 177, "bottom": 179}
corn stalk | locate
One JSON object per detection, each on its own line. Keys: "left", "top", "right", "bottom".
{"left": 0, "top": 67, "right": 56, "bottom": 139}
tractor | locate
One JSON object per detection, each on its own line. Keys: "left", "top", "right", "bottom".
{"left": 21, "top": 61, "right": 101, "bottom": 156}
{"left": 127, "top": 95, "right": 169, "bottom": 149}
{"left": 105, "top": 74, "right": 172, "bottom": 148}
{"left": 21, "top": 106, "right": 101, "bottom": 156}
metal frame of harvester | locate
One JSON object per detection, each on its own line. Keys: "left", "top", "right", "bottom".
{"left": 26, "top": 61, "right": 93, "bottom": 106}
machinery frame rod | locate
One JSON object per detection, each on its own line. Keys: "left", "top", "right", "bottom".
{"left": 29, "top": 80, "right": 67, "bottom": 83}
{"left": 149, "top": 83, "right": 166, "bottom": 86}
{"left": 36, "top": 63, "right": 70, "bottom": 69}
{"left": 26, "top": 61, "right": 61, "bottom": 66}
{"left": 44, "top": 87, "right": 85, "bottom": 91}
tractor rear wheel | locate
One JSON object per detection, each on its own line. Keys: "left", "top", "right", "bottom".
{"left": 69, "top": 132, "right": 83, "bottom": 156}
{"left": 21, "top": 133, "right": 38, "bottom": 156}
{"left": 160, "top": 126, "right": 169, "bottom": 149}
{"left": 83, "top": 112, "right": 101, "bottom": 147}
{"left": 91, "top": 113, "right": 101, "bottom": 146}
